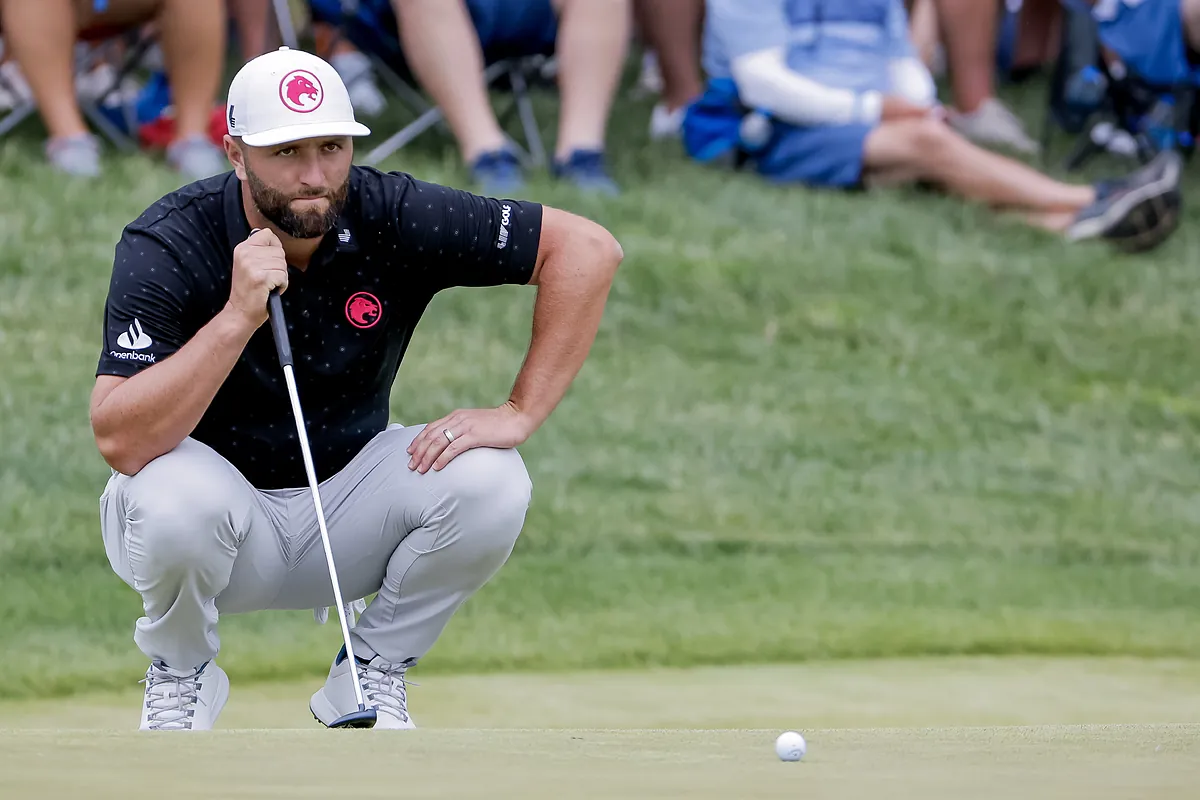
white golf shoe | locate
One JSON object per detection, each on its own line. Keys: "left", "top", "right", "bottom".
{"left": 310, "top": 646, "right": 416, "bottom": 730}
{"left": 139, "top": 660, "right": 229, "bottom": 731}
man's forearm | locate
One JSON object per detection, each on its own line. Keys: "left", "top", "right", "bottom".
{"left": 507, "top": 226, "right": 622, "bottom": 432}
{"left": 91, "top": 309, "right": 257, "bottom": 474}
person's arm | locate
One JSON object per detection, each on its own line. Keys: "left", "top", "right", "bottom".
{"left": 886, "top": 0, "right": 938, "bottom": 108}
{"left": 888, "top": 57, "right": 938, "bottom": 107}
{"left": 731, "top": 47, "right": 886, "bottom": 126}
{"left": 90, "top": 228, "right": 289, "bottom": 475}
{"left": 387, "top": 177, "right": 622, "bottom": 473}
{"left": 706, "top": 0, "right": 878, "bottom": 126}
{"left": 501, "top": 206, "right": 623, "bottom": 436}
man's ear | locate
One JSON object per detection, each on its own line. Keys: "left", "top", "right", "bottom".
{"left": 223, "top": 135, "right": 248, "bottom": 181}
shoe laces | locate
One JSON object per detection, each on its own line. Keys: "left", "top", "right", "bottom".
{"left": 359, "top": 660, "right": 416, "bottom": 724}
{"left": 141, "top": 662, "right": 206, "bottom": 731}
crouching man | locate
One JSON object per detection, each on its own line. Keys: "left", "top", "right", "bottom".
{"left": 90, "top": 48, "right": 623, "bottom": 731}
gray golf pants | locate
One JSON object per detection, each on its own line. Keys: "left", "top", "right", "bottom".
{"left": 99, "top": 423, "right": 532, "bottom": 671}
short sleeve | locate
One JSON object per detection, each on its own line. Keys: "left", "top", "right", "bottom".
{"left": 707, "top": 0, "right": 790, "bottom": 60}
{"left": 96, "top": 229, "right": 192, "bottom": 378}
{"left": 389, "top": 175, "right": 543, "bottom": 291}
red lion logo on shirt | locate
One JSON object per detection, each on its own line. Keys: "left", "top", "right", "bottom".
{"left": 345, "top": 292, "right": 381, "bottom": 329}
{"left": 279, "top": 70, "right": 323, "bottom": 113}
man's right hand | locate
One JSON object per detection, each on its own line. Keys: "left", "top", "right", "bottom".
{"left": 882, "top": 96, "right": 935, "bottom": 122}
{"left": 225, "top": 228, "right": 289, "bottom": 330}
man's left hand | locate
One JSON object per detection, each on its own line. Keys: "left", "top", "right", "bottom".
{"left": 406, "top": 402, "right": 534, "bottom": 473}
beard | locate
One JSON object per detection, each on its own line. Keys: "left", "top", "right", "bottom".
{"left": 246, "top": 167, "right": 350, "bottom": 239}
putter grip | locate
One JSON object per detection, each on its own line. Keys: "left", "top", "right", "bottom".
{"left": 267, "top": 290, "right": 293, "bottom": 368}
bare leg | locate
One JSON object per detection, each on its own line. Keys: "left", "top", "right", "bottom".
{"left": 907, "top": 0, "right": 941, "bottom": 71}
{"left": 228, "top": 0, "right": 275, "bottom": 60}
{"left": 1012, "top": 0, "right": 1061, "bottom": 72}
{"left": 550, "top": 0, "right": 630, "bottom": 158}
{"left": 633, "top": 0, "right": 704, "bottom": 110}
{"left": 933, "top": 0, "right": 998, "bottom": 114}
{"left": 314, "top": 21, "right": 361, "bottom": 58}
{"left": 1018, "top": 210, "right": 1079, "bottom": 233}
{"left": 156, "top": 0, "right": 226, "bottom": 141}
{"left": 392, "top": 0, "right": 507, "bottom": 162}
{"left": 863, "top": 119, "right": 1094, "bottom": 211}
{"left": 1183, "top": 0, "right": 1200, "bottom": 51}
{"left": 0, "top": 0, "right": 87, "bottom": 139}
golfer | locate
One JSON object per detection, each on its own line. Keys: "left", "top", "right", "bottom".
{"left": 89, "top": 47, "right": 623, "bottom": 731}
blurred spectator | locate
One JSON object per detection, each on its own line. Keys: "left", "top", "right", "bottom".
{"left": 311, "top": 21, "right": 388, "bottom": 118}
{"left": 228, "top": 0, "right": 277, "bottom": 60}
{"left": 634, "top": 0, "right": 705, "bottom": 140}
{"left": 909, "top": 0, "right": 1040, "bottom": 154}
{"left": 682, "top": 0, "right": 1182, "bottom": 252}
{"left": 1004, "top": 0, "right": 1061, "bottom": 81}
{"left": 372, "top": 0, "right": 630, "bottom": 195}
{"left": 0, "top": 0, "right": 227, "bottom": 179}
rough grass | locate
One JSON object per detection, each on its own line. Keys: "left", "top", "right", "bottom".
{"left": 2, "top": 66, "right": 1200, "bottom": 699}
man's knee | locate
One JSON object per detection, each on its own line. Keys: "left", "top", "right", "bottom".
{"left": 118, "top": 443, "right": 242, "bottom": 574}
{"left": 874, "top": 117, "right": 957, "bottom": 170}
{"left": 444, "top": 446, "right": 533, "bottom": 521}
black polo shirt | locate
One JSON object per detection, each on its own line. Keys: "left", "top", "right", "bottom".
{"left": 97, "top": 166, "right": 543, "bottom": 490}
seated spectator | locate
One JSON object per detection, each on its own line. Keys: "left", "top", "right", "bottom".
{"left": 682, "top": 0, "right": 1182, "bottom": 252}
{"left": 364, "top": 0, "right": 629, "bottom": 195}
{"left": 910, "top": 0, "right": 1040, "bottom": 154}
{"left": 634, "top": 0, "right": 706, "bottom": 140}
{"left": 0, "top": 0, "right": 227, "bottom": 179}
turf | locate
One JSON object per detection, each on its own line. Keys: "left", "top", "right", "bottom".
{"left": 3, "top": 65, "right": 1200, "bottom": 698}
{"left": 2, "top": 659, "right": 1199, "bottom": 799}
{"left": 4, "top": 726, "right": 1198, "bottom": 800}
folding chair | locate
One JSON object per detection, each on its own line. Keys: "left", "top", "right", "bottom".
{"left": 0, "top": 25, "right": 156, "bottom": 150}
{"left": 1043, "top": 0, "right": 1200, "bottom": 171}
{"left": 303, "top": 0, "right": 552, "bottom": 169}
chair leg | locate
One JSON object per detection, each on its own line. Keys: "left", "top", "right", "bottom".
{"left": 0, "top": 101, "right": 36, "bottom": 140}
{"left": 508, "top": 67, "right": 546, "bottom": 168}
{"left": 77, "top": 34, "right": 157, "bottom": 152}
{"left": 272, "top": 0, "right": 300, "bottom": 50}
{"left": 362, "top": 105, "right": 444, "bottom": 166}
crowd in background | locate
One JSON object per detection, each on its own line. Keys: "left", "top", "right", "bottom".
{"left": 0, "top": 1, "right": 1067, "bottom": 178}
{"left": 0, "top": 0, "right": 1190, "bottom": 252}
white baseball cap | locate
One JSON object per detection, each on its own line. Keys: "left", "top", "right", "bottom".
{"left": 225, "top": 46, "right": 371, "bottom": 147}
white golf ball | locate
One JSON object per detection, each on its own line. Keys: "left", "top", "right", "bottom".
{"left": 775, "top": 730, "right": 807, "bottom": 761}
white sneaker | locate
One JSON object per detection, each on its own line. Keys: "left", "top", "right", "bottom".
{"left": 139, "top": 660, "right": 229, "bottom": 731}
{"left": 948, "top": 97, "right": 1040, "bottom": 155}
{"left": 635, "top": 51, "right": 664, "bottom": 98}
{"left": 330, "top": 51, "right": 387, "bottom": 118}
{"left": 310, "top": 646, "right": 416, "bottom": 730}
{"left": 649, "top": 102, "right": 686, "bottom": 141}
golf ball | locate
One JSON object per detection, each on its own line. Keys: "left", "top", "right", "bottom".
{"left": 775, "top": 731, "right": 807, "bottom": 762}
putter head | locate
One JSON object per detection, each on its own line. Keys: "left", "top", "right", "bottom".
{"left": 328, "top": 708, "right": 378, "bottom": 729}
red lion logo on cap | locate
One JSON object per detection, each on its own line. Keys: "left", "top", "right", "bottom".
{"left": 346, "top": 292, "right": 382, "bottom": 329}
{"left": 279, "top": 69, "right": 323, "bottom": 113}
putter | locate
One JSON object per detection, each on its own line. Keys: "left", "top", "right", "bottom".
{"left": 267, "top": 287, "right": 378, "bottom": 730}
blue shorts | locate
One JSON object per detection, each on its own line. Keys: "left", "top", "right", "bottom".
{"left": 308, "top": 0, "right": 557, "bottom": 66}
{"left": 465, "top": 0, "right": 558, "bottom": 61}
{"left": 754, "top": 123, "right": 873, "bottom": 189}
